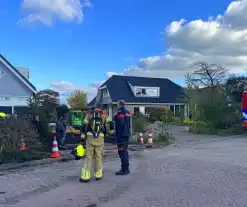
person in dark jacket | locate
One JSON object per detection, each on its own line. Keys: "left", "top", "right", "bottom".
{"left": 32, "top": 115, "right": 42, "bottom": 136}
{"left": 114, "top": 100, "right": 131, "bottom": 175}
{"left": 56, "top": 116, "right": 66, "bottom": 145}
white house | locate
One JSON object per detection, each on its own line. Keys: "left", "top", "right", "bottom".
{"left": 0, "top": 54, "right": 37, "bottom": 114}
{"left": 88, "top": 75, "right": 186, "bottom": 118}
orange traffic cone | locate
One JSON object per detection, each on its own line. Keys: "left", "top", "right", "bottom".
{"left": 50, "top": 135, "right": 61, "bottom": 158}
{"left": 139, "top": 133, "right": 144, "bottom": 144}
{"left": 147, "top": 130, "right": 153, "bottom": 148}
{"left": 19, "top": 138, "right": 27, "bottom": 151}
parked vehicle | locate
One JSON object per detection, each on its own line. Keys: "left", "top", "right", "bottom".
{"left": 242, "top": 91, "right": 247, "bottom": 129}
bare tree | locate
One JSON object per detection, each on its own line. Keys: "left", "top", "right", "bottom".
{"left": 189, "top": 61, "right": 229, "bottom": 89}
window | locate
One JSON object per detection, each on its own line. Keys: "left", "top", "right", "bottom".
{"left": 144, "top": 107, "right": 152, "bottom": 114}
{"left": 135, "top": 87, "right": 159, "bottom": 97}
{"left": 0, "top": 96, "right": 11, "bottom": 101}
{"left": 14, "top": 106, "right": 29, "bottom": 114}
{"left": 102, "top": 89, "right": 109, "bottom": 98}
{"left": 134, "top": 107, "right": 140, "bottom": 116}
{"left": 0, "top": 106, "right": 12, "bottom": 114}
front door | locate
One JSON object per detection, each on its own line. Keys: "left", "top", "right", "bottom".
{"left": 108, "top": 105, "right": 113, "bottom": 118}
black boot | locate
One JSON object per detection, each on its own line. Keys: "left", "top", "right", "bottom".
{"left": 95, "top": 177, "right": 102, "bottom": 181}
{"left": 79, "top": 178, "right": 90, "bottom": 183}
{"left": 115, "top": 169, "right": 129, "bottom": 175}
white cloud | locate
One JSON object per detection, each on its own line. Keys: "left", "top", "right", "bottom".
{"left": 89, "top": 80, "right": 105, "bottom": 88}
{"left": 54, "top": 0, "right": 247, "bottom": 104}
{"left": 120, "top": 0, "right": 247, "bottom": 79}
{"left": 20, "top": 0, "right": 91, "bottom": 26}
{"left": 51, "top": 81, "right": 97, "bottom": 104}
{"left": 219, "top": 0, "right": 247, "bottom": 29}
{"left": 105, "top": 72, "right": 123, "bottom": 78}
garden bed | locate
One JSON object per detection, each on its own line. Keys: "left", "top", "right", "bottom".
{"left": 0, "top": 150, "right": 50, "bottom": 165}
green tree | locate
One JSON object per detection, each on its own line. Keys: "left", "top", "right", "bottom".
{"left": 27, "top": 95, "right": 41, "bottom": 115}
{"left": 26, "top": 90, "right": 60, "bottom": 149}
{"left": 225, "top": 76, "right": 247, "bottom": 102}
{"left": 56, "top": 104, "right": 69, "bottom": 118}
{"left": 35, "top": 89, "right": 60, "bottom": 116}
{"left": 184, "top": 61, "right": 240, "bottom": 133}
{"left": 67, "top": 90, "right": 87, "bottom": 110}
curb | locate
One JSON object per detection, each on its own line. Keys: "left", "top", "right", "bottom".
{"left": 0, "top": 144, "right": 161, "bottom": 172}
{"left": 0, "top": 152, "right": 74, "bottom": 172}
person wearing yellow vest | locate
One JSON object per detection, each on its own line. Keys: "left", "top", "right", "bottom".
{"left": 80, "top": 105, "right": 114, "bottom": 182}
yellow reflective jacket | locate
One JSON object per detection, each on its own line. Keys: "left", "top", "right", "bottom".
{"left": 82, "top": 109, "right": 114, "bottom": 138}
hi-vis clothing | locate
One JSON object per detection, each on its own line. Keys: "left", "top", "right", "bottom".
{"left": 80, "top": 109, "right": 114, "bottom": 181}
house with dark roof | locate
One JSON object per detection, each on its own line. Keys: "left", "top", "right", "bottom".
{"left": 90, "top": 75, "right": 186, "bottom": 118}
{"left": 0, "top": 54, "right": 38, "bottom": 114}
{"left": 88, "top": 97, "right": 96, "bottom": 107}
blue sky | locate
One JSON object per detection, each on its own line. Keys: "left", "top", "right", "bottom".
{"left": 0, "top": 0, "right": 246, "bottom": 102}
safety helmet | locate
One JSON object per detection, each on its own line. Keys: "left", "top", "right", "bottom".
{"left": 0, "top": 112, "right": 6, "bottom": 118}
{"left": 72, "top": 144, "right": 86, "bottom": 160}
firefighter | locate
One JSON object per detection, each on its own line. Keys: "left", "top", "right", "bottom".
{"left": 80, "top": 104, "right": 114, "bottom": 182}
{"left": 114, "top": 100, "right": 131, "bottom": 175}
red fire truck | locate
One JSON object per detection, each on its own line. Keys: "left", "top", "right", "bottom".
{"left": 242, "top": 91, "right": 247, "bottom": 129}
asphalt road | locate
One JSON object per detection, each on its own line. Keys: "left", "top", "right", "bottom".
{"left": 1, "top": 128, "right": 247, "bottom": 207}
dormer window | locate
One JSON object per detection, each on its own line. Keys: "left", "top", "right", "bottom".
{"left": 102, "top": 89, "right": 109, "bottom": 98}
{"left": 135, "top": 87, "right": 159, "bottom": 97}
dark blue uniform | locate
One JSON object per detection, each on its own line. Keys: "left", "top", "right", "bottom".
{"left": 114, "top": 106, "right": 131, "bottom": 174}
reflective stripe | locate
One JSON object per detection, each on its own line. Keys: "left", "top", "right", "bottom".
{"left": 81, "top": 168, "right": 90, "bottom": 180}
{"left": 117, "top": 114, "right": 124, "bottom": 118}
{"left": 86, "top": 132, "right": 104, "bottom": 137}
{"left": 106, "top": 117, "right": 111, "bottom": 123}
{"left": 52, "top": 147, "right": 59, "bottom": 152}
{"left": 243, "top": 109, "right": 247, "bottom": 120}
{"left": 117, "top": 113, "right": 131, "bottom": 119}
{"left": 108, "top": 130, "right": 114, "bottom": 135}
{"left": 94, "top": 169, "right": 103, "bottom": 178}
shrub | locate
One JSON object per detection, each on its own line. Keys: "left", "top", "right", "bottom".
{"left": 149, "top": 108, "right": 174, "bottom": 122}
{"left": 172, "top": 116, "right": 183, "bottom": 124}
{"left": 0, "top": 116, "right": 45, "bottom": 164}
{"left": 151, "top": 121, "right": 174, "bottom": 144}
{"left": 189, "top": 120, "right": 212, "bottom": 134}
{"left": 185, "top": 87, "right": 244, "bottom": 135}
{"left": 131, "top": 114, "right": 147, "bottom": 134}
{"left": 183, "top": 118, "right": 194, "bottom": 125}
{"left": 38, "top": 115, "right": 53, "bottom": 150}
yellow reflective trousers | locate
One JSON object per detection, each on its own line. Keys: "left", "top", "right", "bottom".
{"left": 80, "top": 133, "right": 104, "bottom": 180}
